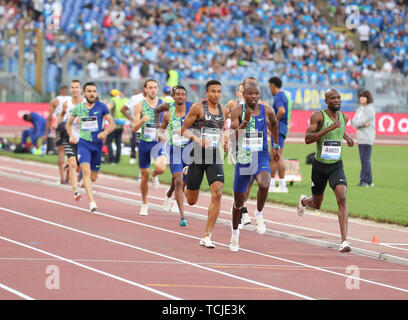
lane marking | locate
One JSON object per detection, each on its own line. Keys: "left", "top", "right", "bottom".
{"left": 0, "top": 206, "right": 314, "bottom": 300}
{"left": 0, "top": 282, "right": 34, "bottom": 300}
{"left": 2, "top": 188, "right": 408, "bottom": 295}
{"left": 0, "top": 236, "right": 181, "bottom": 300}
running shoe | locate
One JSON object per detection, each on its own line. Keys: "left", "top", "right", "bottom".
{"left": 163, "top": 196, "right": 172, "bottom": 212}
{"left": 179, "top": 218, "right": 188, "bottom": 227}
{"left": 279, "top": 185, "right": 288, "bottom": 193}
{"left": 241, "top": 207, "right": 251, "bottom": 225}
{"left": 297, "top": 194, "right": 307, "bottom": 217}
{"left": 199, "top": 236, "right": 216, "bottom": 248}
{"left": 229, "top": 235, "right": 239, "bottom": 252}
{"left": 139, "top": 204, "right": 148, "bottom": 216}
{"left": 339, "top": 240, "right": 352, "bottom": 253}
{"left": 90, "top": 202, "right": 97, "bottom": 213}
{"left": 129, "top": 158, "right": 136, "bottom": 165}
{"left": 74, "top": 192, "right": 82, "bottom": 201}
{"left": 255, "top": 215, "right": 266, "bottom": 235}
{"left": 269, "top": 185, "right": 279, "bottom": 193}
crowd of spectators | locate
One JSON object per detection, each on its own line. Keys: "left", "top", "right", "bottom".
{"left": 1, "top": 0, "right": 407, "bottom": 95}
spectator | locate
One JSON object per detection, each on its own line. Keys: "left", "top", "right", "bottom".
{"left": 358, "top": 19, "right": 370, "bottom": 54}
{"left": 21, "top": 112, "right": 46, "bottom": 148}
{"left": 352, "top": 90, "right": 376, "bottom": 187}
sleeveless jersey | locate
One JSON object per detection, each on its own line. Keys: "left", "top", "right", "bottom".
{"left": 140, "top": 98, "right": 163, "bottom": 142}
{"left": 55, "top": 95, "right": 71, "bottom": 118}
{"left": 63, "top": 97, "right": 86, "bottom": 141}
{"left": 315, "top": 110, "right": 346, "bottom": 164}
{"left": 169, "top": 101, "right": 191, "bottom": 147}
{"left": 237, "top": 104, "right": 269, "bottom": 164}
{"left": 192, "top": 100, "right": 224, "bottom": 149}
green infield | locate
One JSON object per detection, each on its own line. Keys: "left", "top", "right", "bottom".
{"left": 1, "top": 142, "right": 407, "bottom": 226}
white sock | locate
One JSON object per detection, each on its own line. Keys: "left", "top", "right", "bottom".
{"left": 279, "top": 179, "right": 286, "bottom": 187}
{"left": 255, "top": 209, "right": 263, "bottom": 217}
{"left": 270, "top": 178, "right": 276, "bottom": 187}
{"left": 231, "top": 224, "right": 240, "bottom": 237}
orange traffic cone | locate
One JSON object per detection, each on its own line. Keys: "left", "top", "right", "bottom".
{"left": 372, "top": 235, "right": 379, "bottom": 244}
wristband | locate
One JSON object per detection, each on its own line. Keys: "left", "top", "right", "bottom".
{"left": 273, "top": 143, "right": 280, "bottom": 150}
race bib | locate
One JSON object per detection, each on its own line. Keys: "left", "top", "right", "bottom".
{"left": 321, "top": 140, "right": 342, "bottom": 160}
{"left": 242, "top": 131, "right": 263, "bottom": 152}
{"left": 201, "top": 127, "right": 221, "bottom": 148}
{"left": 144, "top": 123, "right": 157, "bottom": 140}
{"left": 81, "top": 116, "right": 98, "bottom": 132}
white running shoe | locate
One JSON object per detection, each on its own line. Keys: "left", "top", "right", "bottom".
{"left": 90, "top": 202, "right": 97, "bottom": 213}
{"left": 139, "top": 204, "right": 148, "bottom": 216}
{"left": 339, "top": 241, "right": 351, "bottom": 253}
{"left": 171, "top": 201, "right": 179, "bottom": 214}
{"left": 297, "top": 194, "right": 307, "bottom": 217}
{"left": 129, "top": 158, "right": 136, "bottom": 165}
{"left": 229, "top": 235, "right": 239, "bottom": 252}
{"left": 241, "top": 212, "right": 251, "bottom": 225}
{"left": 269, "top": 185, "right": 280, "bottom": 193}
{"left": 199, "top": 236, "right": 216, "bottom": 248}
{"left": 74, "top": 192, "right": 82, "bottom": 201}
{"left": 153, "top": 176, "right": 160, "bottom": 189}
{"left": 163, "top": 196, "right": 172, "bottom": 212}
{"left": 255, "top": 215, "right": 266, "bottom": 234}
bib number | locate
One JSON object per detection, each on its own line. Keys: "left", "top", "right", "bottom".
{"left": 81, "top": 116, "right": 98, "bottom": 132}
{"left": 242, "top": 131, "right": 263, "bottom": 152}
{"left": 144, "top": 123, "right": 157, "bottom": 140}
{"left": 201, "top": 127, "right": 220, "bottom": 148}
{"left": 321, "top": 140, "right": 342, "bottom": 160}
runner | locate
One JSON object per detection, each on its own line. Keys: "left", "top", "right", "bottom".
{"left": 181, "top": 79, "right": 229, "bottom": 248}
{"left": 268, "top": 77, "right": 290, "bottom": 193}
{"left": 44, "top": 85, "right": 70, "bottom": 184}
{"left": 66, "top": 82, "right": 116, "bottom": 212}
{"left": 229, "top": 82, "right": 280, "bottom": 251}
{"left": 296, "top": 88, "right": 354, "bottom": 253}
{"left": 132, "top": 79, "right": 167, "bottom": 216}
{"left": 121, "top": 89, "right": 144, "bottom": 166}
{"left": 157, "top": 85, "right": 192, "bottom": 226}
{"left": 55, "top": 80, "right": 85, "bottom": 201}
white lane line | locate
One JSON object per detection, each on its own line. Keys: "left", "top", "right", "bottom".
{"left": 2, "top": 166, "right": 407, "bottom": 253}
{"left": 0, "top": 206, "right": 314, "bottom": 300}
{"left": 0, "top": 282, "right": 35, "bottom": 300}
{"left": 0, "top": 234, "right": 181, "bottom": 300}
{"left": 2, "top": 188, "right": 408, "bottom": 295}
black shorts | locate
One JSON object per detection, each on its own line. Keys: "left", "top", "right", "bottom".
{"left": 61, "top": 129, "right": 78, "bottom": 163}
{"left": 186, "top": 146, "right": 224, "bottom": 190}
{"left": 55, "top": 122, "right": 66, "bottom": 146}
{"left": 311, "top": 159, "right": 347, "bottom": 195}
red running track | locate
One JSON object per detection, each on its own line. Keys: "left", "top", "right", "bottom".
{"left": 0, "top": 157, "right": 408, "bottom": 300}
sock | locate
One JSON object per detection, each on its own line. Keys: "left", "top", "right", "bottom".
{"left": 270, "top": 178, "right": 276, "bottom": 187}
{"left": 231, "top": 224, "right": 240, "bottom": 237}
{"left": 255, "top": 209, "right": 263, "bottom": 217}
{"left": 279, "top": 179, "right": 286, "bottom": 187}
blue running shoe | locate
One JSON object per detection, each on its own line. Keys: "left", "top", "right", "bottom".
{"left": 180, "top": 218, "right": 188, "bottom": 227}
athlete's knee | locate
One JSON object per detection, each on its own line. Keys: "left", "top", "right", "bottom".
{"left": 257, "top": 180, "right": 270, "bottom": 192}
{"left": 173, "top": 174, "right": 183, "bottom": 188}
{"left": 211, "top": 186, "right": 223, "bottom": 202}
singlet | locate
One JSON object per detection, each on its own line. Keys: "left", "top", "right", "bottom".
{"left": 63, "top": 97, "right": 86, "bottom": 141}
{"left": 55, "top": 95, "right": 71, "bottom": 118}
{"left": 192, "top": 100, "right": 225, "bottom": 149}
{"left": 169, "top": 101, "right": 191, "bottom": 148}
{"left": 315, "top": 110, "right": 346, "bottom": 164}
{"left": 237, "top": 104, "right": 269, "bottom": 164}
{"left": 140, "top": 98, "right": 163, "bottom": 142}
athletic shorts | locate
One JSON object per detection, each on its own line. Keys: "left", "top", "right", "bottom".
{"left": 271, "top": 133, "right": 286, "bottom": 149}
{"left": 77, "top": 139, "right": 103, "bottom": 172}
{"left": 233, "top": 157, "right": 271, "bottom": 193}
{"left": 55, "top": 122, "right": 66, "bottom": 146}
{"left": 311, "top": 159, "right": 347, "bottom": 195}
{"left": 169, "top": 144, "right": 192, "bottom": 180}
{"left": 60, "top": 128, "right": 78, "bottom": 160}
{"left": 138, "top": 139, "right": 166, "bottom": 169}
{"left": 186, "top": 146, "right": 224, "bottom": 190}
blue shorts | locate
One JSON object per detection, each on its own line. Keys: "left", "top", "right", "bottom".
{"left": 138, "top": 139, "right": 166, "bottom": 169}
{"left": 233, "top": 157, "right": 271, "bottom": 193}
{"left": 77, "top": 139, "right": 103, "bottom": 172}
{"left": 271, "top": 133, "right": 286, "bottom": 149}
{"left": 169, "top": 144, "right": 192, "bottom": 180}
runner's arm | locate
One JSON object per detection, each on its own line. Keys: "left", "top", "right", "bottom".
{"left": 305, "top": 111, "right": 340, "bottom": 144}
{"left": 44, "top": 98, "right": 58, "bottom": 139}
{"left": 155, "top": 102, "right": 170, "bottom": 127}
{"left": 98, "top": 114, "right": 116, "bottom": 142}
{"left": 343, "top": 114, "right": 354, "bottom": 147}
{"left": 65, "top": 115, "right": 76, "bottom": 144}
{"left": 132, "top": 101, "right": 149, "bottom": 132}
{"left": 120, "top": 105, "right": 133, "bottom": 121}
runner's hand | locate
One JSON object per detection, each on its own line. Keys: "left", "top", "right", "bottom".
{"left": 272, "top": 149, "right": 280, "bottom": 161}
{"left": 69, "top": 136, "right": 77, "bottom": 145}
{"left": 97, "top": 132, "right": 107, "bottom": 142}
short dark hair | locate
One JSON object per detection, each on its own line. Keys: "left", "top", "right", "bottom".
{"left": 359, "top": 90, "right": 373, "bottom": 104}
{"left": 268, "top": 77, "right": 282, "bottom": 88}
{"left": 83, "top": 81, "right": 97, "bottom": 91}
{"left": 23, "top": 114, "right": 30, "bottom": 121}
{"left": 143, "top": 78, "right": 158, "bottom": 88}
{"left": 206, "top": 79, "right": 222, "bottom": 91}
{"left": 71, "top": 79, "right": 82, "bottom": 85}
{"left": 172, "top": 85, "right": 187, "bottom": 95}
